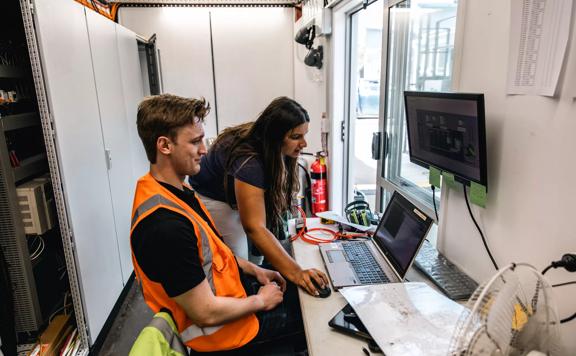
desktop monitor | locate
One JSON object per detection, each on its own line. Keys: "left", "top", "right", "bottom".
{"left": 403, "top": 91, "right": 487, "bottom": 188}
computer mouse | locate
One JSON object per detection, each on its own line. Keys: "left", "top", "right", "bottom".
{"left": 312, "top": 279, "right": 331, "bottom": 298}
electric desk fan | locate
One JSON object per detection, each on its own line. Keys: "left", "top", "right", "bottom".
{"left": 448, "top": 263, "right": 565, "bottom": 356}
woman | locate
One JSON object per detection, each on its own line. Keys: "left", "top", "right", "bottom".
{"left": 189, "top": 97, "right": 328, "bottom": 295}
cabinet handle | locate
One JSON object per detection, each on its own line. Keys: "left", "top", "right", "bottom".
{"left": 105, "top": 149, "right": 112, "bottom": 170}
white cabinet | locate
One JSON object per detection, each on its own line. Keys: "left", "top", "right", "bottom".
{"left": 32, "top": 0, "right": 144, "bottom": 344}
{"left": 85, "top": 9, "right": 136, "bottom": 285}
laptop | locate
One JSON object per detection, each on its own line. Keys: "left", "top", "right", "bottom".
{"left": 320, "top": 191, "right": 433, "bottom": 289}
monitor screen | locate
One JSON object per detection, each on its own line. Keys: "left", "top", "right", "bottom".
{"left": 373, "top": 192, "right": 432, "bottom": 277}
{"left": 404, "top": 91, "right": 487, "bottom": 187}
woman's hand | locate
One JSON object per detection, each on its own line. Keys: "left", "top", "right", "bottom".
{"left": 253, "top": 265, "right": 287, "bottom": 292}
{"left": 292, "top": 268, "right": 330, "bottom": 296}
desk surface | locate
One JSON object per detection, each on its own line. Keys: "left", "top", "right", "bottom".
{"left": 291, "top": 218, "right": 439, "bottom": 356}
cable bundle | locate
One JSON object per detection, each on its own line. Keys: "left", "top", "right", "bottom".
{"left": 290, "top": 206, "right": 368, "bottom": 245}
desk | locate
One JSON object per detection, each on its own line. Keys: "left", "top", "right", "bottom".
{"left": 290, "top": 218, "right": 439, "bottom": 356}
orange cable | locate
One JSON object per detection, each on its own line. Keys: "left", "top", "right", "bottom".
{"left": 290, "top": 206, "right": 368, "bottom": 245}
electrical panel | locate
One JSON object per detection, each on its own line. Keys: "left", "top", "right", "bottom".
{"left": 16, "top": 175, "right": 56, "bottom": 235}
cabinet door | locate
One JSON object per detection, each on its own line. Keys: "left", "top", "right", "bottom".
{"left": 116, "top": 25, "right": 148, "bottom": 181}
{"left": 33, "top": 0, "right": 123, "bottom": 342}
{"left": 117, "top": 8, "right": 217, "bottom": 136}
{"left": 85, "top": 9, "right": 135, "bottom": 286}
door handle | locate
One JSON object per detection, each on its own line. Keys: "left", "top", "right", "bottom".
{"left": 371, "top": 132, "right": 381, "bottom": 160}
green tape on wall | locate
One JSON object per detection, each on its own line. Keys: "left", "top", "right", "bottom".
{"left": 442, "top": 172, "right": 457, "bottom": 189}
{"left": 470, "top": 182, "right": 487, "bottom": 208}
{"left": 429, "top": 166, "right": 441, "bottom": 188}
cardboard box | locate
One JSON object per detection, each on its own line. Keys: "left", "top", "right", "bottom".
{"left": 38, "top": 314, "right": 71, "bottom": 356}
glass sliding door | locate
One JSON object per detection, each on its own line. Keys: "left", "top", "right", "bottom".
{"left": 377, "top": 0, "right": 458, "bottom": 215}
{"left": 345, "top": 0, "right": 384, "bottom": 210}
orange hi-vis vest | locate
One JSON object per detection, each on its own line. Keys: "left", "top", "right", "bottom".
{"left": 130, "top": 173, "right": 259, "bottom": 352}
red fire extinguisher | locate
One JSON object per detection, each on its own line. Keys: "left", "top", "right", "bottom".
{"left": 310, "top": 152, "right": 328, "bottom": 215}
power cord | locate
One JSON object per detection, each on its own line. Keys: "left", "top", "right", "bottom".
{"left": 431, "top": 185, "right": 439, "bottom": 222}
{"left": 541, "top": 254, "right": 576, "bottom": 275}
{"left": 542, "top": 254, "right": 576, "bottom": 324}
{"left": 552, "top": 280, "right": 576, "bottom": 288}
{"left": 463, "top": 185, "right": 499, "bottom": 270}
{"left": 290, "top": 206, "right": 367, "bottom": 245}
{"left": 551, "top": 280, "right": 576, "bottom": 323}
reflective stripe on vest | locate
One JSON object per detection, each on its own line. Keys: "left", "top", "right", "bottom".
{"left": 132, "top": 193, "right": 223, "bottom": 339}
{"left": 132, "top": 194, "right": 216, "bottom": 293}
{"left": 148, "top": 313, "right": 188, "bottom": 355}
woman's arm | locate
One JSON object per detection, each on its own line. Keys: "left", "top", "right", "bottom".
{"left": 235, "top": 179, "right": 328, "bottom": 295}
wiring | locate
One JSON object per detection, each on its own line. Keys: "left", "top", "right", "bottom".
{"left": 542, "top": 264, "right": 576, "bottom": 323}
{"left": 542, "top": 264, "right": 554, "bottom": 275}
{"left": 29, "top": 236, "right": 45, "bottom": 261}
{"left": 561, "top": 313, "right": 576, "bottom": 324}
{"left": 48, "top": 291, "right": 73, "bottom": 323}
{"left": 290, "top": 206, "right": 368, "bottom": 245}
{"left": 552, "top": 280, "right": 576, "bottom": 288}
{"left": 463, "top": 185, "right": 499, "bottom": 270}
{"left": 431, "top": 185, "right": 439, "bottom": 222}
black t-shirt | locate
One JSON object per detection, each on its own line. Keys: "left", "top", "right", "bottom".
{"left": 188, "top": 136, "right": 266, "bottom": 205}
{"left": 131, "top": 181, "right": 221, "bottom": 298}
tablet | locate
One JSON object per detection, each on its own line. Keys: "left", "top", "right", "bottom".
{"left": 328, "top": 304, "right": 371, "bottom": 340}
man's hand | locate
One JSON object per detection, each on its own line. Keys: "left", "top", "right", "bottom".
{"left": 255, "top": 283, "right": 283, "bottom": 311}
{"left": 291, "top": 268, "right": 329, "bottom": 296}
{"left": 253, "top": 265, "right": 287, "bottom": 292}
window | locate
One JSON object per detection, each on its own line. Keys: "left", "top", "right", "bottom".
{"left": 379, "top": 0, "right": 458, "bottom": 215}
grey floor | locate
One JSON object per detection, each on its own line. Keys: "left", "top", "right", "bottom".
{"left": 96, "top": 281, "right": 307, "bottom": 355}
{"left": 98, "top": 282, "right": 153, "bottom": 355}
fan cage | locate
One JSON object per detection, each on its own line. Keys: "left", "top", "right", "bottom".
{"left": 448, "top": 263, "right": 564, "bottom": 356}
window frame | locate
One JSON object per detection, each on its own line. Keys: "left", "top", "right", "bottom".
{"left": 375, "top": 0, "right": 463, "bottom": 220}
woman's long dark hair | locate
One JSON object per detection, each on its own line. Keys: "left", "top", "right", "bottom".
{"left": 215, "top": 97, "right": 310, "bottom": 234}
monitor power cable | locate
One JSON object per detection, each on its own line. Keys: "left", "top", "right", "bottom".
{"left": 463, "top": 184, "right": 499, "bottom": 270}
{"left": 431, "top": 185, "right": 439, "bottom": 222}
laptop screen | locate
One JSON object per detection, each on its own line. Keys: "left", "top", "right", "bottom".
{"left": 373, "top": 192, "right": 433, "bottom": 278}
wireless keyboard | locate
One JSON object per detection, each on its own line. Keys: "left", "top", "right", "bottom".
{"left": 414, "top": 240, "right": 478, "bottom": 300}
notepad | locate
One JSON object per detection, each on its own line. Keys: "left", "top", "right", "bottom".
{"left": 340, "top": 282, "right": 467, "bottom": 356}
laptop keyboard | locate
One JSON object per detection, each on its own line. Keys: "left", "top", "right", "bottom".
{"left": 414, "top": 241, "right": 478, "bottom": 300}
{"left": 342, "top": 243, "right": 390, "bottom": 284}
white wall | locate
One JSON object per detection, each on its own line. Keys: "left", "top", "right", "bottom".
{"left": 118, "top": 7, "right": 296, "bottom": 138}
{"left": 293, "top": 17, "right": 326, "bottom": 155}
{"left": 211, "top": 8, "right": 295, "bottom": 130}
{"left": 440, "top": 0, "right": 576, "bottom": 352}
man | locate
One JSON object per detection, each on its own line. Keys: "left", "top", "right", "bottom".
{"left": 130, "top": 94, "right": 302, "bottom": 354}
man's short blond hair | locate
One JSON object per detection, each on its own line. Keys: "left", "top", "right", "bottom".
{"left": 137, "top": 94, "right": 210, "bottom": 163}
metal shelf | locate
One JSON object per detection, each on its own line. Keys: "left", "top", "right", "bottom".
{"left": 13, "top": 153, "right": 48, "bottom": 182}
{"left": 0, "top": 112, "right": 39, "bottom": 132}
{"left": 0, "top": 64, "right": 27, "bottom": 78}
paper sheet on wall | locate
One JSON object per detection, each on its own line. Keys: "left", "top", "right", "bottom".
{"left": 340, "top": 283, "right": 467, "bottom": 356}
{"left": 506, "top": 0, "right": 573, "bottom": 96}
